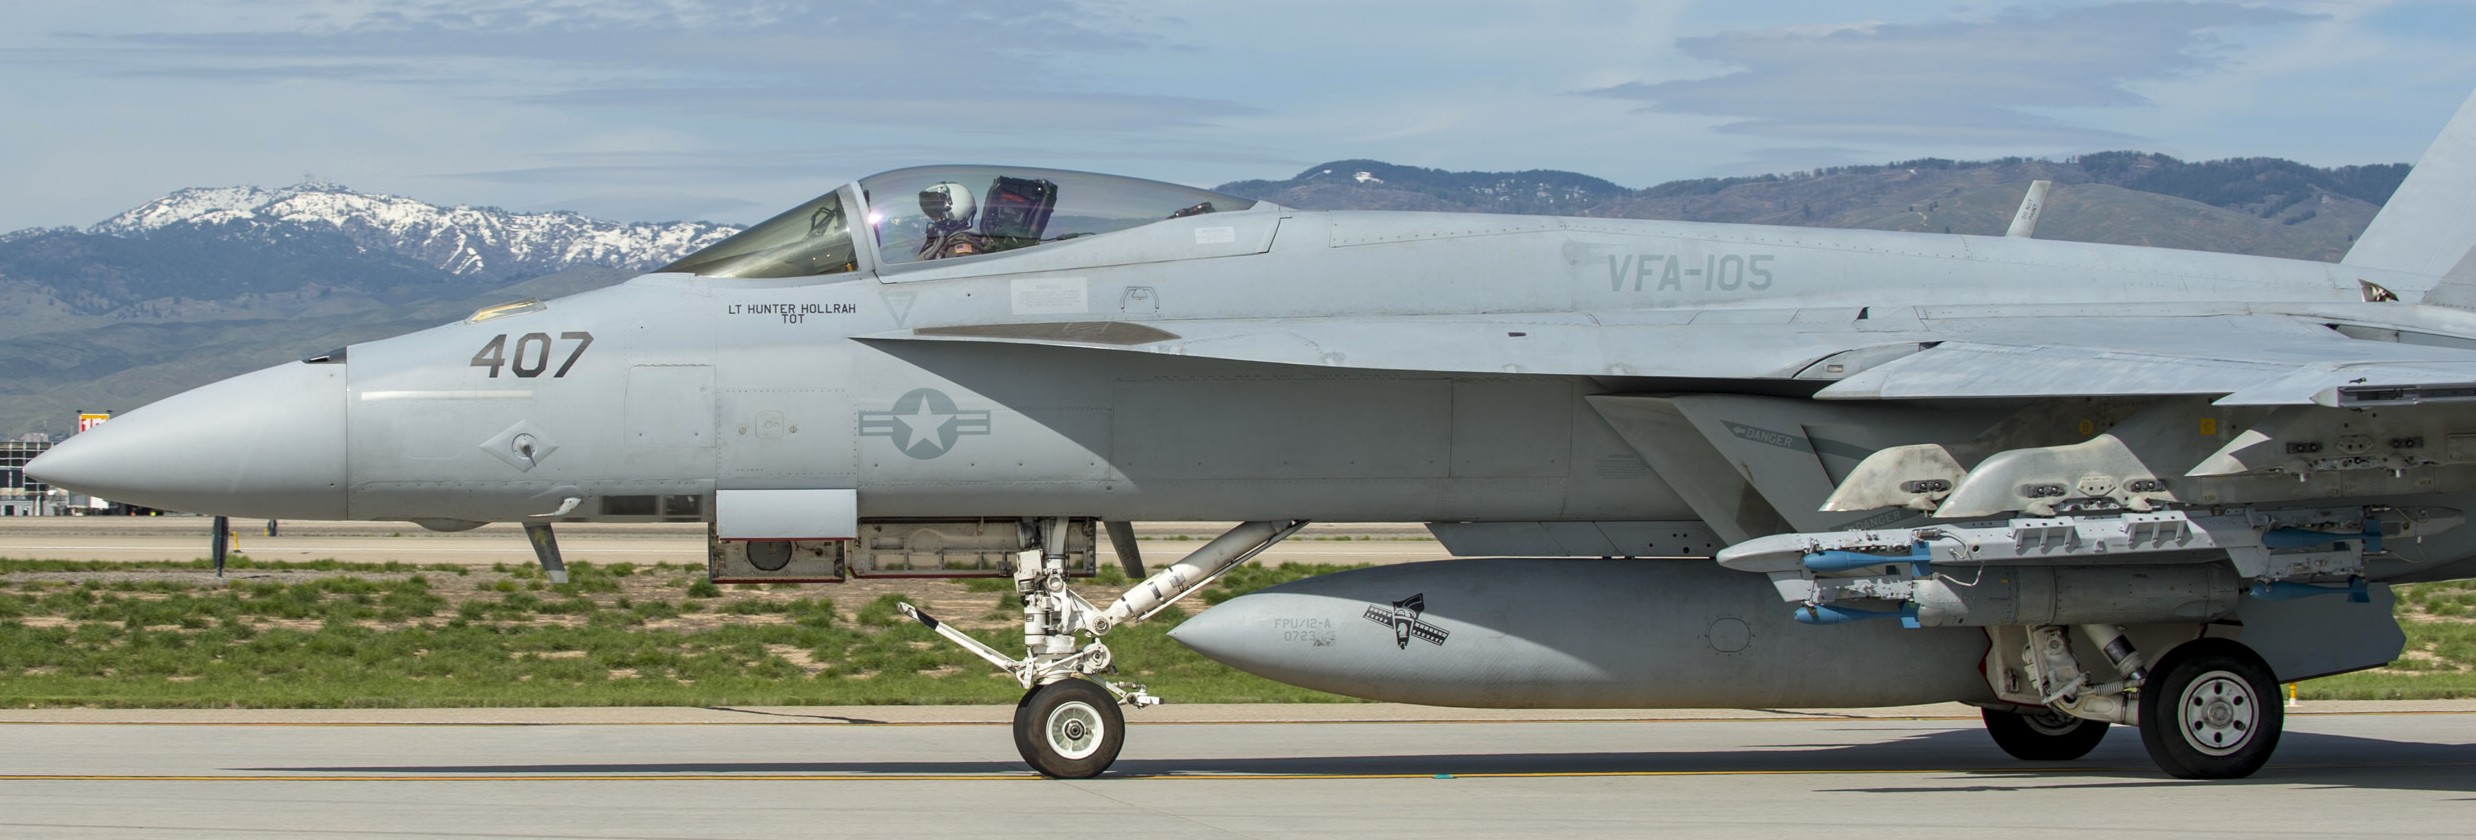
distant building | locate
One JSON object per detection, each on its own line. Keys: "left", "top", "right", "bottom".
{"left": 1, "top": 440, "right": 59, "bottom": 516}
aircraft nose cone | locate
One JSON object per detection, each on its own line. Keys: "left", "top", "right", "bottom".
{"left": 26, "top": 361, "right": 348, "bottom": 519}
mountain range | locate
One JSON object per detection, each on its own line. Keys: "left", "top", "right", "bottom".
{"left": 8, "top": 182, "right": 734, "bottom": 315}
{"left": 0, "top": 184, "right": 740, "bottom": 439}
{"left": 0, "top": 153, "right": 2416, "bottom": 436}
{"left": 1216, "top": 152, "right": 2408, "bottom": 262}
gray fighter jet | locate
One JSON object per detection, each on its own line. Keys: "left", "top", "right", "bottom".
{"left": 34, "top": 91, "right": 2476, "bottom": 780}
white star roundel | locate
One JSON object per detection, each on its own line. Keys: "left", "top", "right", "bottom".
{"left": 857, "top": 388, "right": 991, "bottom": 459}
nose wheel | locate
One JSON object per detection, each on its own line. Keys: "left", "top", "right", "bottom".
{"left": 1014, "top": 678, "right": 1124, "bottom": 778}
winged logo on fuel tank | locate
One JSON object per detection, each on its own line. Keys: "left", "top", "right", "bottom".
{"left": 1364, "top": 593, "right": 1449, "bottom": 649}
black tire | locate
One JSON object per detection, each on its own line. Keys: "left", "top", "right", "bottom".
{"left": 1982, "top": 707, "right": 2110, "bottom": 761}
{"left": 1012, "top": 678, "right": 1124, "bottom": 779}
{"left": 2137, "top": 638, "right": 2283, "bottom": 780}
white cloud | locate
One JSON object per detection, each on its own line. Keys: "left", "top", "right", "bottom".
{"left": 4, "top": 1, "right": 2475, "bottom": 231}
{"left": 1589, "top": 2, "right": 2316, "bottom": 147}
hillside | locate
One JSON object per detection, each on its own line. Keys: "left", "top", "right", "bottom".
{"left": 1218, "top": 153, "right": 2408, "bottom": 262}
{"left": 0, "top": 267, "right": 634, "bottom": 440}
{"left": 0, "top": 183, "right": 741, "bottom": 436}
{"left": 0, "top": 183, "right": 733, "bottom": 331}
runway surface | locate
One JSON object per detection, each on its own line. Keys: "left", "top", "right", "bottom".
{"left": 2, "top": 707, "right": 2470, "bottom": 839}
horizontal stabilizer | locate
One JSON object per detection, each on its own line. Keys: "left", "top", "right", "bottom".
{"left": 1815, "top": 342, "right": 2283, "bottom": 400}
{"left": 1818, "top": 334, "right": 2476, "bottom": 405}
{"left": 2212, "top": 362, "right": 2476, "bottom": 407}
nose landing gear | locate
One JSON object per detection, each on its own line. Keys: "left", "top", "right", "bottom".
{"left": 900, "top": 518, "right": 1307, "bottom": 778}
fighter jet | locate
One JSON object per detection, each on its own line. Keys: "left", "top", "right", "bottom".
{"left": 33, "top": 90, "right": 2476, "bottom": 780}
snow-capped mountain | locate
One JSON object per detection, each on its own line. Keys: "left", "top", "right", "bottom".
{"left": 92, "top": 183, "right": 740, "bottom": 280}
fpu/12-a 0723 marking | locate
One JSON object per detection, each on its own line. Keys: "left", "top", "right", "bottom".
{"left": 1608, "top": 253, "right": 1775, "bottom": 292}
{"left": 471, "top": 331, "right": 594, "bottom": 378}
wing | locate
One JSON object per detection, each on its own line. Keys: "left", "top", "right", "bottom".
{"left": 867, "top": 314, "right": 1857, "bottom": 380}
{"left": 863, "top": 307, "right": 2476, "bottom": 536}
{"left": 866, "top": 308, "right": 2476, "bottom": 407}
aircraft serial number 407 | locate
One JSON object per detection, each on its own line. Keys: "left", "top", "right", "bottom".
{"left": 37, "top": 90, "right": 2476, "bottom": 781}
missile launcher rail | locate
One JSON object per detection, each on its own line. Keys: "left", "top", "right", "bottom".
{"left": 1717, "top": 505, "right": 2461, "bottom": 628}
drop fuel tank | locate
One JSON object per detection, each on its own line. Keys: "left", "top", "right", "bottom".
{"left": 1171, "top": 558, "right": 1994, "bottom": 709}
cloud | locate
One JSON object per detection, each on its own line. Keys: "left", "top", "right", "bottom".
{"left": 513, "top": 87, "right": 1261, "bottom": 133}
{"left": 1711, "top": 145, "right": 1886, "bottom": 177}
{"left": 0, "top": 0, "right": 1279, "bottom": 228}
{"left": 78, "top": 1, "right": 1153, "bottom": 79}
{"left": 5, "top": 0, "right": 2458, "bottom": 233}
{"left": 46, "top": 0, "right": 1208, "bottom": 126}
{"left": 1589, "top": 2, "right": 2316, "bottom": 147}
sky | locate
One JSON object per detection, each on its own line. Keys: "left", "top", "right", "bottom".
{"left": 4, "top": 0, "right": 2475, "bottom": 230}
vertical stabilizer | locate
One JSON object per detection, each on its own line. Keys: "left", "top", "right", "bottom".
{"left": 2346, "top": 89, "right": 2476, "bottom": 280}
{"left": 2006, "top": 180, "right": 2052, "bottom": 239}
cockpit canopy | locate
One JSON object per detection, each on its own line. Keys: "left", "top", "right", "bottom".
{"left": 658, "top": 166, "right": 1259, "bottom": 279}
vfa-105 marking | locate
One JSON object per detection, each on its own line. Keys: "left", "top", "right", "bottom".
{"left": 37, "top": 91, "right": 2476, "bottom": 781}
{"left": 1605, "top": 252, "right": 1776, "bottom": 292}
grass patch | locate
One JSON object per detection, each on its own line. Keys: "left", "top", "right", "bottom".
{"left": 0, "top": 557, "right": 466, "bottom": 574}
{"left": 18, "top": 554, "right": 2465, "bottom": 706}
{"left": 0, "top": 557, "right": 1347, "bottom": 708}
{"left": 2303, "top": 580, "right": 2476, "bottom": 700}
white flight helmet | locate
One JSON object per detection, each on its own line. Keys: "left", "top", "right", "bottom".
{"left": 919, "top": 181, "right": 977, "bottom": 226}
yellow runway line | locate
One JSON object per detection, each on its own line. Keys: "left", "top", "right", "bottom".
{"left": 2, "top": 709, "right": 2465, "bottom": 728}
{"left": 0, "top": 768, "right": 2069, "bottom": 783}
{"left": 0, "top": 774, "right": 1032, "bottom": 782}
{"left": 0, "top": 714, "right": 1980, "bottom": 727}
{"left": 1144, "top": 766, "right": 2129, "bottom": 780}
{"left": 0, "top": 721, "right": 854, "bottom": 728}
{"left": 2, "top": 760, "right": 2467, "bottom": 783}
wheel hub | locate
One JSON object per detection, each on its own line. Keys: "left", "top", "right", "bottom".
{"left": 1047, "top": 701, "right": 1104, "bottom": 760}
{"left": 2179, "top": 671, "right": 2256, "bottom": 756}
{"left": 2025, "top": 710, "right": 2082, "bottom": 736}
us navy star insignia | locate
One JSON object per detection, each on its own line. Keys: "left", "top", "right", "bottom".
{"left": 857, "top": 388, "right": 991, "bottom": 459}
{"left": 1364, "top": 593, "right": 1449, "bottom": 649}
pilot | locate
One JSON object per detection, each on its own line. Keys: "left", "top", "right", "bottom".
{"left": 916, "top": 181, "right": 982, "bottom": 260}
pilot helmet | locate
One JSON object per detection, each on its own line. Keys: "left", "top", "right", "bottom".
{"left": 919, "top": 181, "right": 977, "bottom": 225}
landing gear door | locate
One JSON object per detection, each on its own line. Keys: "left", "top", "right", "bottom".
{"left": 709, "top": 488, "right": 858, "bottom": 584}
{"left": 716, "top": 488, "right": 856, "bottom": 539}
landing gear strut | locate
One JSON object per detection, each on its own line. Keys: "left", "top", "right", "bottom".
{"left": 901, "top": 518, "right": 1307, "bottom": 778}
{"left": 1986, "top": 624, "right": 2285, "bottom": 779}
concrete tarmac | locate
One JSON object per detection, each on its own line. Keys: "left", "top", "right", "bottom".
{"left": 1, "top": 705, "right": 2470, "bottom": 839}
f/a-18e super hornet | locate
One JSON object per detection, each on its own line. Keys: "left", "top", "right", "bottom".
{"left": 35, "top": 90, "right": 2476, "bottom": 780}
